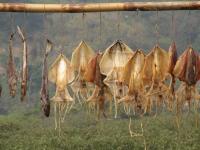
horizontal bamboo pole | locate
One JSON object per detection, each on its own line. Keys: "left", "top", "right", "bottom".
{"left": 0, "top": 1, "right": 200, "bottom": 13}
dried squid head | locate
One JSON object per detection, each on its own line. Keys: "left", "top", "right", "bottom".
{"left": 173, "top": 46, "right": 200, "bottom": 86}
{"left": 71, "top": 40, "right": 95, "bottom": 76}
{"left": 142, "top": 45, "right": 169, "bottom": 86}
{"left": 84, "top": 53, "right": 105, "bottom": 87}
{"left": 42, "top": 100, "right": 50, "bottom": 117}
{"left": 167, "top": 41, "right": 178, "bottom": 75}
{"left": 100, "top": 40, "right": 133, "bottom": 76}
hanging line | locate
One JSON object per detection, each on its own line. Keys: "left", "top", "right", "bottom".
{"left": 9, "top": 12, "right": 15, "bottom": 34}
{"left": 117, "top": 11, "right": 120, "bottom": 39}
{"left": 99, "top": 11, "right": 102, "bottom": 46}
{"left": 23, "top": 2, "right": 27, "bottom": 35}
{"left": 43, "top": 3, "right": 47, "bottom": 51}
{"left": 155, "top": 10, "right": 160, "bottom": 45}
{"left": 135, "top": 8, "right": 140, "bottom": 49}
{"left": 187, "top": 10, "right": 192, "bottom": 46}
{"left": 60, "top": 0, "right": 64, "bottom": 53}
{"left": 171, "top": 11, "right": 176, "bottom": 42}
{"left": 82, "top": 12, "right": 86, "bottom": 40}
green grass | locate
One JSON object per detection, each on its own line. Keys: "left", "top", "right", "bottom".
{"left": 0, "top": 108, "right": 200, "bottom": 150}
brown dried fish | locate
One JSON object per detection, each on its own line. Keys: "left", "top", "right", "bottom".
{"left": 7, "top": 33, "right": 18, "bottom": 97}
{"left": 173, "top": 46, "right": 199, "bottom": 86}
{"left": 40, "top": 39, "right": 52, "bottom": 117}
{"left": 84, "top": 53, "right": 111, "bottom": 118}
{"left": 167, "top": 41, "right": 178, "bottom": 75}
{"left": 17, "top": 26, "right": 28, "bottom": 101}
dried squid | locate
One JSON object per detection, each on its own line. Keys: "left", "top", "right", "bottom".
{"left": 119, "top": 50, "right": 145, "bottom": 115}
{"left": 70, "top": 41, "right": 95, "bottom": 103}
{"left": 49, "top": 53, "right": 75, "bottom": 131}
{"left": 173, "top": 46, "right": 200, "bottom": 114}
{"left": 7, "top": 33, "right": 18, "bottom": 97}
{"left": 100, "top": 40, "right": 133, "bottom": 118}
{"left": 40, "top": 39, "right": 52, "bottom": 117}
{"left": 142, "top": 45, "right": 169, "bottom": 114}
{"left": 84, "top": 52, "right": 112, "bottom": 119}
{"left": 17, "top": 26, "right": 28, "bottom": 101}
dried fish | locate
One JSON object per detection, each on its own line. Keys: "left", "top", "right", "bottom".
{"left": 167, "top": 41, "right": 178, "bottom": 75}
{"left": 40, "top": 39, "right": 52, "bottom": 117}
{"left": 49, "top": 54, "right": 75, "bottom": 130}
{"left": 119, "top": 50, "right": 145, "bottom": 115}
{"left": 173, "top": 46, "right": 200, "bottom": 86}
{"left": 100, "top": 40, "right": 133, "bottom": 118}
{"left": 70, "top": 41, "right": 95, "bottom": 103}
{"left": 84, "top": 53, "right": 112, "bottom": 118}
{"left": 7, "top": 33, "right": 18, "bottom": 97}
{"left": 17, "top": 26, "right": 28, "bottom": 101}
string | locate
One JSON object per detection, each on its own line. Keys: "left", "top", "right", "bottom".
{"left": 23, "top": 2, "right": 27, "bottom": 34}
{"left": 60, "top": 0, "right": 64, "bottom": 53}
{"left": 117, "top": 11, "right": 120, "bottom": 39}
{"left": 187, "top": 10, "right": 192, "bottom": 46}
{"left": 9, "top": 12, "right": 14, "bottom": 34}
{"left": 99, "top": 11, "right": 102, "bottom": 49}
{"left": 155, "top": 10, "right": 159, "bottom": 44}
{"left": 135, "top": 9, "right": 140, "bottom": 49}
{"left": 43, "top": 2, "right": 47, "bottom": 52}
{"left": 171, "top": 11, "right": 176, "bottom": 42}
{"left": 82, "top": 12, "right": 86, "bottom": 40}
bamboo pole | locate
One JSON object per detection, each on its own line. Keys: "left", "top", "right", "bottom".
{"left": 0, "top": 2, "right": 200, "bottom": 13}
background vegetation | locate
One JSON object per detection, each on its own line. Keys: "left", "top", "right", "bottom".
{"left": 0, "top": 0, "right": 200, "bottom": 149}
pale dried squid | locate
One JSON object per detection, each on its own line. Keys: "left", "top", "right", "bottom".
{"left": 119, "top": 50, "right": 145, "bottom": 115}
{"left": 70, "top": 41, "right": 95, "bottom": 104}
{"left": 17, "top": 26, "right": 28, "bottom": 101}
{"left": 100, "top": 40, "right": 133, "bottom": 118}
{"left": 49, "top": 53, "right": 75, "bottom": 131}
{"left": 142, "top": 45, "right": 170, "bottom": 115}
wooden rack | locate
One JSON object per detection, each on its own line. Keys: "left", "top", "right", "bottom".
{"left": 0, "top": 1, "right": 200, "bottom": 13}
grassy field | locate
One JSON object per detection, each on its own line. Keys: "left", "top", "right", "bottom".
{"left": 0, "top": 107, "right": 200, "bottom": 150}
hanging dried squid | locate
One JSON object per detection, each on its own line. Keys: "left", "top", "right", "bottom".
{"left": 119, "top": 50, "right": 145, "bottom": 115}
{"left": 142, "top": 45, "right": 170, "bottom": 114}
{"left": 49, "top": 53, "right": 75, "bottom": 130}
{"left": 17, "top": 26, "right": 28, "bottom": 101}
{"left": 7, "top": 32, "right": 18, "bottom": 97}
{"left": 83, "top": 52, "right": 112, "bottom": 119}
{"left": 70, "top": 41, "right": 95, "bottom": 103}
{"left": 165, "top": 41, "right": 178, "bottom": 110}
{"left": 40, "top": 39, "right": 52, "bottom": 117}
{"left": 173, "top": 46, "right": 200, "bottom": 114}
{"left": 100, "top": 40, "right": 133, "bottom": 118}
